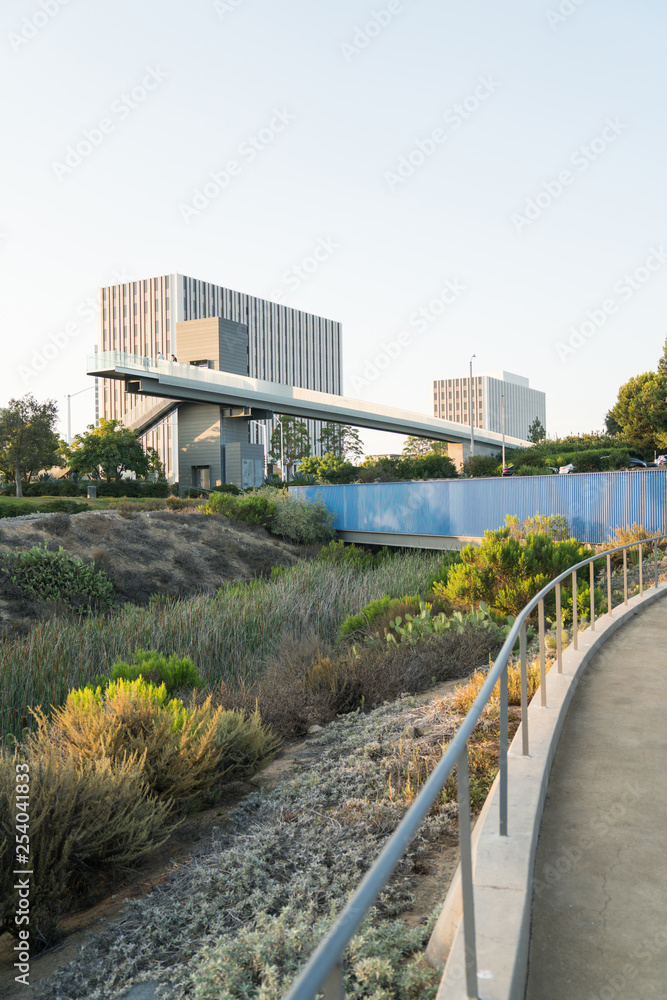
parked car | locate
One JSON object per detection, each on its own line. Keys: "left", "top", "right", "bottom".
{"left": 501, "top": 465, "right": 514, "bottom": 477}
{"left": 559, "top": 463, "right": 575, "bottom": 474}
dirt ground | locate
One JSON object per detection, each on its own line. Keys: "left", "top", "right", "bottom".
{"left": 0, "top": 508, "right": 310, "bottom": 635}
{"left": 0, "top": 681, "right": 465, "bottom": 1000}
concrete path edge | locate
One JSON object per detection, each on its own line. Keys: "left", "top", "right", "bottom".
{"left": 425, "top": 582, "right": 667, "bottom": 1000}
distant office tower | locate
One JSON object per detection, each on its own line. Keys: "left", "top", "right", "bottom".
{"left": 96, "top": 274, "right": 342, "bottom": 488}
{"left": 433, "top": 371, "right": 546, "bottom": 440}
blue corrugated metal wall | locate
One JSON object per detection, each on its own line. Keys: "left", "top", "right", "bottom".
{"left": 291, "top": 471, "right": 667, "bottom": 544}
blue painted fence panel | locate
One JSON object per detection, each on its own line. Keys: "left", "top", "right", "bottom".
{"left": 292, "top": 471, "right": 667, "bottom": 544}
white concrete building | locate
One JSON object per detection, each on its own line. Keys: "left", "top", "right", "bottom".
{"left": 96, "top": 273, "right": 342, "bottom": 487}
{"left": 433, "top": 370, "right": 546, "bottom": 442}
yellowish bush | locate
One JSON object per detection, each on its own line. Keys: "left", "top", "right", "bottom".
{"left": 599, "top": 523, "right": 662, "bottom": 566}
{"left": 0, "top": 743, "right": 172, "bottom": 946}
{"left": 31, "top": 677, "right": 274, "bottom": 803}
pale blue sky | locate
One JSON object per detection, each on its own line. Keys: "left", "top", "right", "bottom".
{"left": 1, "top": 0, "right": 666, "bottom": 452}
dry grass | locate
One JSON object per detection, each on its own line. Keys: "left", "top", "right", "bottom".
{"left": 212, "top": 623, "right": 506, "bottom": 738}
{"left": 451, "top": 657, "right": 547, "bottom": 715}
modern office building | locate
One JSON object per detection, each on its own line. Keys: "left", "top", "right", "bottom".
{"left": 96, "top": 274, "right": 342, "bottom": 488}
{"left": 433, "top": 371, "right": 546, "bottom": 441}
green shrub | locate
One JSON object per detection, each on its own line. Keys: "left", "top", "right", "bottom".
{"left": 0, "top": 500, "right": 34, "bottom": 517}
{"left": 206, "top": 487, "right": 336, "bottom": 545}
{"left": 462, "top": 454, "right": 501, "bottom": 477}
{"left": 318, "top": 539, "right": 394, "bottom": 569}
{"left": 339, "top": 595, "right": 395, "bottom": 637}
{"left": 339, "top": 595, "right": 422, "bottom": 639}
{"left": 206, "top": 491, "right": 277, "bottom": 525}
{"left": 437, "top": 528, "right": 593, "bottom": 618}
{"left": 39, "top": 499, "right": 89, "bottom": 514}
{"left": 32, "top": 677, "right": 277, "bottom": 802}
{"left": 0, "top": 543, "right": 114, "bottom": 612}
{"left": 0, "top": 744, "right": 173, "bottom": 946}
{"left": 92, "top": 650, "right": 203, "bottom": 693}
{"left": 210, "top": 483, "right": 242, "bottom": 496}
{"left": 269, "top": 490, "right": 336, "bottom": 544}
{"left": 425, "top": 550, "right": 462, "bottom": 592}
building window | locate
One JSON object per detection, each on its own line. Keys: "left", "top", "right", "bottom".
{"left": 165, "top": 276, "right": 169, "bottom": 289}
{"left": 113, "top": 306, "right": 117, "bottom": 319}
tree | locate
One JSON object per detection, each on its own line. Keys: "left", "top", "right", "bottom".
{"left": 66, "top": 419, "right": 150, "bottom": 482}
{"left": 608, "top": 372, "right": 667, "bottom": 453}
{"left": 269, "top": 415, "right": 311, "bottom": 480}
{"left": 658, "top": 337, "right": 667, "bottom": 375}
{"left": 401, "top": 436, "right": 448, "bottom": 457}
{"left": 527, "top": 417, "right": 546, "bottom": 444}
{"left": 604, "top": 410, "right": 622, "bottom": 436}
{"left": 462, "top": 454, "right": 501, "bottom": 477}
{"left": 317, "top": 423, "right": 364, "bottom": 462}
{"left": 0, "top": 395, "right": 63, "bottom": 496}
{"left": 299, "top": 452, "right": 357, "bottom": 484}
{"left": 146, "top": 446, "right": 166, "bottom": 480}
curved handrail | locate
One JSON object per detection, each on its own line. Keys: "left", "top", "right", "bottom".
{"left": 283, "top": 532, "right": 667, "bottom": 1000}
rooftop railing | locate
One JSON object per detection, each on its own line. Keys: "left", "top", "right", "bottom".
{"left": 282, "top": 533, "right": 666, "bottom": 1000}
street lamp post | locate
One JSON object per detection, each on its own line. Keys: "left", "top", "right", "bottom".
{"left": 280, "top": 419, "right": 285, "bottom": 482}
{"left": 469, "top": 354, "right": 476, "bottom": 458}
{"left": 65, "top": 385, "right": 95, "bottom": 444}
{"left": 502, "top": 392, "right": 506, "bottom": 469}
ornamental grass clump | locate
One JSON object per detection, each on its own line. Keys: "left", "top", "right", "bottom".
{"left": 0, "top": 742, "right": 173, "bottom": 948}
{"left": 31, "top": 677, "right": 277, "bottom": 803}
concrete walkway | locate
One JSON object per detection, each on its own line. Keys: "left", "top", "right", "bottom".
{"left": 525, "top": 600, "right": 667, "bottom": 1000}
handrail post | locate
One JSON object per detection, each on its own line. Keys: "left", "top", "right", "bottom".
{"left": 623, "top": 548, "right": 628, "bottom": 605}
{"left": 572, "top": 569, "right": 578, "bottom": 651}
{"left": 322, "top": 964, "right": 344, "bottom": 1000}
{"left": 520, "top": 622, "right": 529, "bottom": 756}
{"left": 589, "top": 561, "right": 595, "bottom": 631}
{"left": 499, "top": 662, "right": 508, "bottom": 837}
{"left": 606, "top": 552, "right": 612, "bottom": 617}
{"left": 457, "top": 748, "right": 479, "bottom": 999}
{"left": 655, "top": 538, "right": 659, "bottom": 590}
{"left": 639, "top": 542, "right": 643, "bottom": 595}
{"left": 555, "top": 583, "right": 562, "bottom": 673}
{"left": 538, "top": 598, "right": 546, "bottom": 707}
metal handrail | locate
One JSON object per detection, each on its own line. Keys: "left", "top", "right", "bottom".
{"left": 283, "top": 532, "right": 666, "bottom": 1000}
